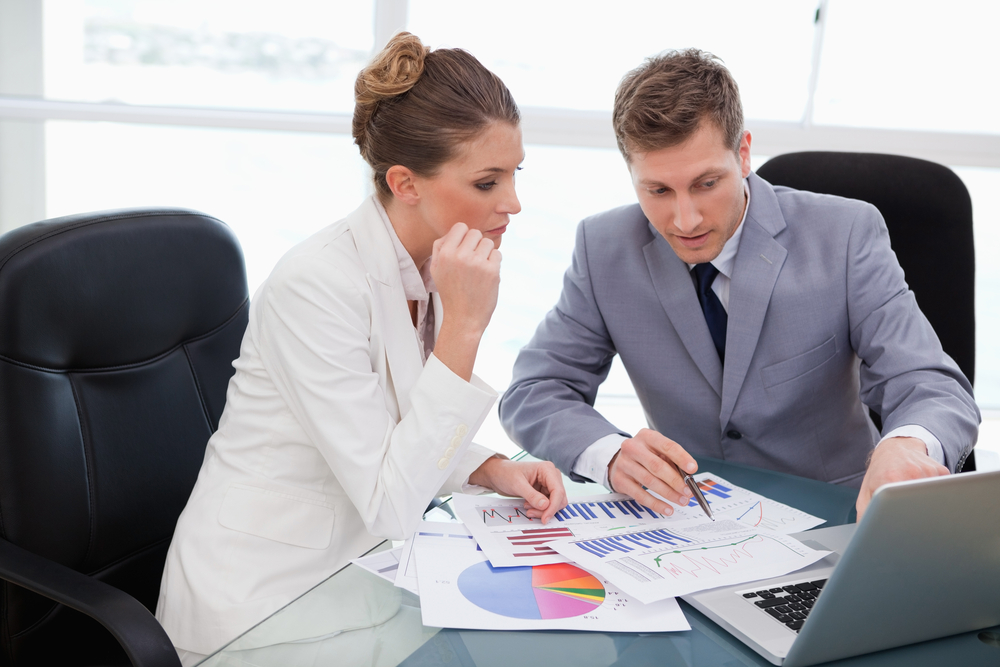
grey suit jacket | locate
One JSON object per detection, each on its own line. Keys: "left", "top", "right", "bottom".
{"left": 499, "top": 173, "right": 979, "bottom": 486}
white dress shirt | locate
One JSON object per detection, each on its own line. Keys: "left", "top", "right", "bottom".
{"left": 571, "top": 180, "right": 942, "bottom": 489}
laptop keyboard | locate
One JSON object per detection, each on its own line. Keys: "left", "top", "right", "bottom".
{"left": 739, "top": 579, "right": 827, "bottom": 633}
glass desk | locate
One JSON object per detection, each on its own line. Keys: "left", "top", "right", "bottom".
{"left": 198, "top": 457, "right": 1000, "bottom": 666}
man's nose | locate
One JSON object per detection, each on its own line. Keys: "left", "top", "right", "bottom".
{"left": 674, "top": 193, "right": 701, "bottom": 234}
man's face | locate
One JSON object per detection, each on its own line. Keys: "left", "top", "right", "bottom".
{"left": 629, "top": 122, "right": 752, "bottom": 265}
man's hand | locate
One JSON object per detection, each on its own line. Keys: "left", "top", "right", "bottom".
{"left": 468, "top": 457, "right": 568, "bottom": 524}
{"left": 857, "top": 437, "right": 949, "bottom": 519}
{"left": 608, "top": 428, "right": 697, "bottom": 515}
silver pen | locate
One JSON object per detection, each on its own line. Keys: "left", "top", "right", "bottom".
{"left": 683, "top": 471, "right": 715, "bottom": 521}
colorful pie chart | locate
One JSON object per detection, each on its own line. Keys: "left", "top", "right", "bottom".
{"left": 457, "top": 561, "right": 605, "bottom": 619}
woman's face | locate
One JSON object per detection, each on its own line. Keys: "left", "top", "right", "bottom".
{"left": 414, "top": 122, "right": 524, "bottom": 249}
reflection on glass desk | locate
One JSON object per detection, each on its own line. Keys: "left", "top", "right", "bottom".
{"left": 198, "top": 456, "right": 1000, "bottom": 666}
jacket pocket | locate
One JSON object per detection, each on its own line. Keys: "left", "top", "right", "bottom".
{"left": 761, "top": 336, "right": 837, "bottom": 389}
{"left": 218, "top": 483, "right": 336, "bottom": 549}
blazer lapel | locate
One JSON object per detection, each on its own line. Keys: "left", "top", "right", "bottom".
{"left": 349, "top": 198, "right": 423, "bottom": 417}
{"left": 719, "top": 175, "right": 788, "bottom": 429}
{"left": 643, "top": 231, "right": 723, "bottom": 397}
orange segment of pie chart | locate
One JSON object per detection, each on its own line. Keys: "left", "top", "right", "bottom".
{"left": 531, "top": 563, "right": 605, "bottom": 605}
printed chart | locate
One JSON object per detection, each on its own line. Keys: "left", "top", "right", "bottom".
{"left": 453, "top": 493, "right": 673, "bottom": 567}
{"left": 548, "top": 519, "right": 830, "bottom": 604}
{"left": 416, "top": 532, "right": 689, "bottom": 632}
{"left": 454, "top": 476, "right": 823, "bottom": 569}
{"left": 553, "top": 498, "right": 665, "bottom": 522}
{"left": 666, "top": 474, "right": 826, "bottom": 533}
{"left": 458, "top": 562, "right": 604, "bottom": 620}
{"left": 393, "top": 521, "right": 474, "bottom": 595}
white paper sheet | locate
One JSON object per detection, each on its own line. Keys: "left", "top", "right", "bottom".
{"left": 453, "top": 473, "right": 825, "bottom": 568}
{"left": 351, "top": 546, "right": 404, "bottom": 585}
{"left": 547, "top": 518, "right": 831, "bottom": 604}
{"left": 414, "top": 531, "right": 690, "bottom": 632}
{"left": 452, "top": 491, "right": 675, "bottom": 567}
{"left": 663, "top": 474, "right": 827, "bottom": 533}
{"left": 393, "top": 521, "right": 474, "bottom": 595}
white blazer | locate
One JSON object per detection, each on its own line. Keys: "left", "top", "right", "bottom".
{"left": 156, "top": 197, "right": 498, "bottom": 654}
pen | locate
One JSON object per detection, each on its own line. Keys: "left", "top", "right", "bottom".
{"left": 683, "top": 471, "right": 714, "bottom": 521}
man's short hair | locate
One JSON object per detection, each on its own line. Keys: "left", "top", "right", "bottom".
{"left": 612, "top": 48, "right": 744, "bottom": 162}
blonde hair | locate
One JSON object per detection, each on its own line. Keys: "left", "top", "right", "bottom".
{"left": 352, "top": 32, "right": 520, "bottom": 202}
{"left": 613, "top": 49, "right": 744, "bottom": 162}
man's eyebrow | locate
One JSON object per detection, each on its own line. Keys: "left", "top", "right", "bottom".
{"left": 638, "top": 168, "right": 728, "bottom": 188}
{"left": 691, "top": 168, "right": 727, "bottom": 183}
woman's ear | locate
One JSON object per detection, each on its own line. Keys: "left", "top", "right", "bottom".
{"left": 385, "top": 165, "right": 420, "bottom": 204}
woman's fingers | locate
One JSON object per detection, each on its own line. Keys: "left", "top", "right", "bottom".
{"left": 486, "top": 461, "right": 568, "bottom": 525}
{"left": 431, "top": 222, "right": 501, "bottom": 337}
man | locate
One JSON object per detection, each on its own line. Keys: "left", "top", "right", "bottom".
{"left": 499, "top": 49, "right": 979, "bottom": 518}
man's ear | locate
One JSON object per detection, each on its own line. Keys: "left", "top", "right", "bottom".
{"left": 739, "top": 130, "right": 752, "bottom": 178}
{"left": 385, "top": 165, "right": 420, "bottom": 205}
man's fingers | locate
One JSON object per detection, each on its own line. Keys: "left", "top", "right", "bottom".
{"left": 620, "top": 441, "right": 690, "bottom": 504}
{"left": 635, "top": 428, "right": 697, "bottom": 475}
{"left": 660, "top": 439, "right": 698, "bottom": 475}
{"left": 855, "top": 488, "right": 872, "bottom": 520}
{"left": 615, "top": 477, "right": 674, "bottom": 516}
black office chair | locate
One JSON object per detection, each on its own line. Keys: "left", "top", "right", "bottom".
{"left": 0, "top": 208, "right": 249, "bottom": 665}
{"left": 756, "top": 152, "right": 976, "bottom": 472}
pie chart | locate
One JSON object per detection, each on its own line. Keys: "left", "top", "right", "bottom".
{"left": 457, "top": 561, "right": 605, "bottom": 619}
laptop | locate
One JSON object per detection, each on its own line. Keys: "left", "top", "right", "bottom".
{"left": 681, "top": 468, "right": 1000, "bottom": 666}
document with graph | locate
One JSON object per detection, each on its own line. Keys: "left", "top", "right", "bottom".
{"left": 546, "top": 519, "right": 830, "bottom": 604}
{"left": 415, "top": 527, "right": 689, "bottom": 632}
{"left": 452, "top": 473, "right": 825, "bottom": 568}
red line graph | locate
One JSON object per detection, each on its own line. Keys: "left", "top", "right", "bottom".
{"left": 653, "top": 535, "right": 766, "bottom": 579}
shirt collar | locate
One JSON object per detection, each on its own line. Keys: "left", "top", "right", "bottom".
{"left": 373, "top": 196, "right": 436, "bottom": 301}
{"left": 687, "top": 177, "right": 750, "bottom": 279}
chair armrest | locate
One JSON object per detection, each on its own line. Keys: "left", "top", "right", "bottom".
{"left": 0, "top": 538, "right": 180, "bottom": 667}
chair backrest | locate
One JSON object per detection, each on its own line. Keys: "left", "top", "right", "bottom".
{"left": 0, "top": 208, "right": 249, "bottom": 664}
{"left": 756, "top": 152, "right": 976, "bottom": 470}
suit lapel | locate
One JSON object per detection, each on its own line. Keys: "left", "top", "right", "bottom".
{"left": 719, "top": 174, "right": 788, "bottom": 429}
{"left": 350, "top": 198, "right": 423, "bottom": 417}
{"left": 643, "top": 231, "right": 723, "bottom": 397}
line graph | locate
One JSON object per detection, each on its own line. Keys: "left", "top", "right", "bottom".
{"left": 637, "top": 533, "right": 810, "bottom": 583}
{"left": 480, "top": 506, "right": 538, "bottom": 526}
{"left": 548, "top": 523, "right": 830, "bottom": 603}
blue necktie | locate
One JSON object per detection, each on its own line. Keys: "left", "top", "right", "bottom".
{"left": 692, "top": 263, "right": 727, "bottom": 362}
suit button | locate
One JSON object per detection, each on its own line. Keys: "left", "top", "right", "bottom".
{"left": 727, "top": 430, "right": 742, "bottom": 440}
{"left": 437, "top": 457, "right": 450, "bottom": 470}
{"left": 456, "top": 424, "right": 469, "bottom": 438}
{"left": 450, "top": 435, "right": 463, "bottom": 448}
{"left": 445, "top": 446, "right": 457, "bottom": 457}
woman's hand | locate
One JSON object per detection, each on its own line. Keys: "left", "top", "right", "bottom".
{"left": 468, "top": 458, "right": 569, "bottom": 524}
{"left": 431, "top": 221, "right": 501, "bottom": 334}
{"left": 430, "top": 223, "right": 501, "bottom": 381}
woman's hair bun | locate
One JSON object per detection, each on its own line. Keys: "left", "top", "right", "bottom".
{"left": 352, "top": 32, "right": 519, "bottom": 202}
{"left": 353, "top": 32, "right": 429, "bottom": 154}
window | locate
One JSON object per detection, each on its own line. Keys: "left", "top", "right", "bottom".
{"left": 44, "top": 0, "right": 373, "bottom": 112}
{"left": 2, "top": 0, "right": 997, "bottom": 419}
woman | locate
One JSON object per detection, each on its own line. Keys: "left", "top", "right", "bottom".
{"left": 156, "top": 32, "right": 567, "bottom": 662}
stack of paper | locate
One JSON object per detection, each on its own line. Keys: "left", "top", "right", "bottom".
{"left": 351, "top": 473, "right": 829, "bottom": 633}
